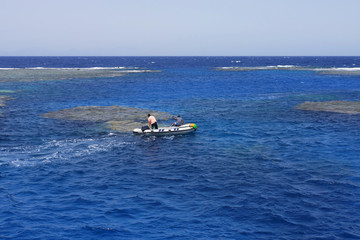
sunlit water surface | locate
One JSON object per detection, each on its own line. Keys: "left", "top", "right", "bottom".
{"left": 1, "top": 57, "right": 360, "bottom": 239}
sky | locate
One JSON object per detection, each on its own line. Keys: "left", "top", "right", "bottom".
{"left": 1, "top": 0, "right": 360, "bottom": 56}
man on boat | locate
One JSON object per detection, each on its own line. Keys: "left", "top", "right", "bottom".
{"left": 148, "top": 114, "right": 158, "bottom": 129}
{"left": 171, "top": 115, "right": 184, "bottom": 126}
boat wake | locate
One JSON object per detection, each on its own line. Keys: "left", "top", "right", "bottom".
{"left": 0, "top": 135, "right": 135, "bottom": 168}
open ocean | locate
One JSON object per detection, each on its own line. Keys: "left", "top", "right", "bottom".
{"left": 1, "top": 56, "right": 360, "bottom": 240}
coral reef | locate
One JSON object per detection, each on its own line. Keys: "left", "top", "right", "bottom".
{"left": 296, "top": 101, "right": 360, "bottom": 114}
{"left": 42, "top": 105, "right": 172, "bottom": 132}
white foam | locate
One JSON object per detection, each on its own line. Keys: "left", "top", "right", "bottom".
{"left": 163, "top": 135, "right": 175, "bottom": 140}
{"left": 331, "top": 67, "right": 360, "bottom": 71}
{"left": 216, "top": 65, "right": 360, "bottom": 73}
{"left": 87, "top": 67, "right": 135, "bottom": 70}
{"left": 276, "top": 65, "right": 296, "bottom": 68}
{"left": 216, "top": 66, "right": 298, "bottom": 71}
{"left": 314, "top": 67, "right": 360, "bottom": 72}
{"left": 218, "top": 67, "right": 236, "bottom": 69}
{"left": 1, "top": 136, "right": 135, "bottom": 168}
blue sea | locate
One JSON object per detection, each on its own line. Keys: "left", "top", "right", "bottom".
{"left": 1, "top": 57, "right": 360, "bottom": 240}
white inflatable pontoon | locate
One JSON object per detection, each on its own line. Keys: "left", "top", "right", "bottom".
{"left": 133, "top": 123, "right": 197, "bottom": 135}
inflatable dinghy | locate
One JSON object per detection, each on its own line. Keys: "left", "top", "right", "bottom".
{"left": 133, "top": 123, "right": 197, "bottom": 135}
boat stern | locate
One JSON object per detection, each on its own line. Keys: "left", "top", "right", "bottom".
{"left": 132, "top": 128, "right": 143, "bottom": 134}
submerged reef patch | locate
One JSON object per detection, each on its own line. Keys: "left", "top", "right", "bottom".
{"left": 0, "top": 68, "right": 160, "bottom": 82}
{"left": 0, "top": 95, "right": 12, "bottom": 107}
{"left": 296, "top": 101, "right": 360, "bottom": 114}
{"left": 0, "top": 95, "right": 13, "bottom": 117}
{"left": 42, "top": 106, "right": 172, "bottom": 132}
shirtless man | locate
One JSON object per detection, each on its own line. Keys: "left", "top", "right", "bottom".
{"left": 148, "top": 114, "right": 158, "bottom": 129}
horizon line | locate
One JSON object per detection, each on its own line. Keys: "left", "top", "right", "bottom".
{"left": 1, "top": 55, "right": 360, "bottom": 57}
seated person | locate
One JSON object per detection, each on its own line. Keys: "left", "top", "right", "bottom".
{"left": 171, "top": 115, "right": 184, "bottom": 126}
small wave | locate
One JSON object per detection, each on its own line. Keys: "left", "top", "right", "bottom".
{"left": 105, "top": 208, "right": 135, "bottom": 219}
{"left": 163, "top": 135, "right": 175, "bottom": 140}
{"left": 145, "top": 136, "right": 157, "bottom": 142}
{"left": 276, "top": 65, "right": 296, "bottom": 68}
{"left": 83, "top": 225, "right": 120, "bottom": 233}
{"left": 314, "top": 67, "right": 360, "bottom": 72}
{"left": 215, "top": 66, "right": 360, "bottom": 75}
{"left": 214, "top": 65, "right": 299, "bottom": 71}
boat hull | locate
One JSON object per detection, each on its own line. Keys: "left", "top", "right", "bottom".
{"left": 133, "top": 123, "right": 197, "bottom": 135}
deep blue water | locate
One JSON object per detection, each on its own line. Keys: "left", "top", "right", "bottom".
{"left": 1, "top": 57, "right": 360, "bottom": 240}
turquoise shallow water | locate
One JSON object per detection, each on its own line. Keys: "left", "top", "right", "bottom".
{"left": 0, "top": 57, "right": 360, "bottom": 239}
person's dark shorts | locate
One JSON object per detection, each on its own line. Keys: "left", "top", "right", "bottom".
{"left": 151, "top": 122, "right": 158, "bottom": 129}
